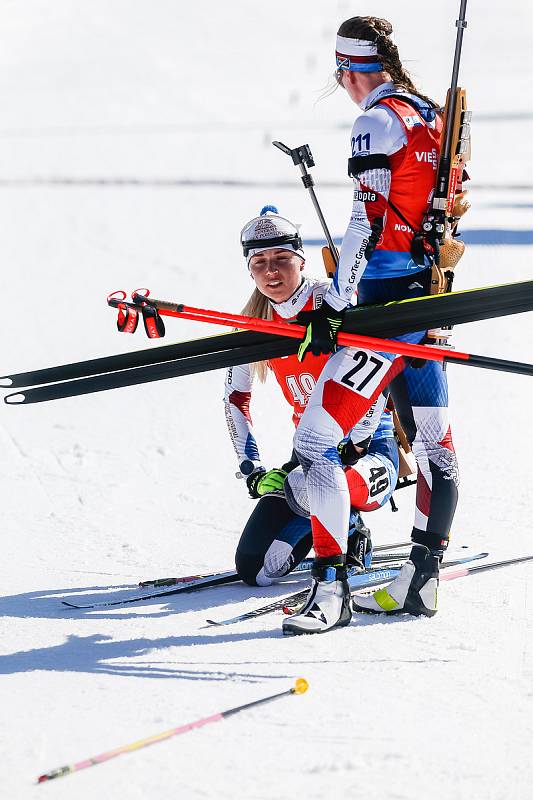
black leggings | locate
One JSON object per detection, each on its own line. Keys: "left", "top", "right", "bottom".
{"left": 235, "top": 496, "right": 368, "bottom": 586}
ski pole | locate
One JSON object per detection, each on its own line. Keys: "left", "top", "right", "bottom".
{"left": 439, "top": 553, "right": 533, "bottom": 582}
{"left": 272, "top": 141, "right": 338, "bottom": 271}
{"left": 128, "top": 295, "right": 533, "bottom": 377}
{"left": 2, "top": 279, "right": 531, "bottom": 397}
{"left": 37, "top": 678, "right": 308, "bottom": 784}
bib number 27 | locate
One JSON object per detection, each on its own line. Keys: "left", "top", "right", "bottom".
{"left": 340, "top": 350, "right": 390, "bottom": 398}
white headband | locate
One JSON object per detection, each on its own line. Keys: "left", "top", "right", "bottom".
{"left": 335, "top": 34, "right": 384, "bottom": 72}
{"left": 336, "top": 35, "right": 379, "bottom": 57}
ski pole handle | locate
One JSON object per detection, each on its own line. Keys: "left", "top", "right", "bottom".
{"left": 272, "top": 140, "right": 339, "bottom": 265}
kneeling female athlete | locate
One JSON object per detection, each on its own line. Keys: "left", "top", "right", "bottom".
{"left": 223, "top": 207, "right": 399, "bottom": 586}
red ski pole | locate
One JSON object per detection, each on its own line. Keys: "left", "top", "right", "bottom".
{"left": 112, "top": 291, "right": 464, "bottom": 364}
{"left": 127, "top": 294, "right": 533, "bottom": 375}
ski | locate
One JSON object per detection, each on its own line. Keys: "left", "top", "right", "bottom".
{"left": 0, "top": 329, "right": 271, "bottom": 389}
{"left": 136, "top": 296, "right": 533, "bottom": 379}
{"left": 129, "top": 279, "right": 533, "bottom": 343}
{"left": 3, "top": 279, "right": 533, "bottom": 401}
{"left": 7, "top": 334, "right": 533, "bottom": 404}
{"left": 204, "top": 552, "right": 488, "bottom": 626}
{"left": 204, "top": 567, "right": 402, "bottom": 627}
{"left": 3, "top": 339, "right": 296, "bottom": 404}
{"left": 137, "top": 540, "right": 412, "bottom": 588}
{"left": 138, "top": 559, "right": 314, "bottom": 589}
{"left": 62, "top": 570, "right": 239, "bottom": 609}
{"left": 62, "top": 540, "right": 413, "bottom": 610}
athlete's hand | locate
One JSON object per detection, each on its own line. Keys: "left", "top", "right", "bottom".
{"left": 246, "top": 467, "right": 288, "bottom": 499}
{"left": 297, "top": 300, "right": 344, "bottom": 361}
{"left": 338, "top": 437, "right": 370, "bottom": 466}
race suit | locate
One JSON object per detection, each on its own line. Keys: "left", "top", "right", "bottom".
{"left": 224, "top": 276, "right": 399, "bottom": 583}
{"left": 293, "top": 82, "right": 459, "bottom": 560}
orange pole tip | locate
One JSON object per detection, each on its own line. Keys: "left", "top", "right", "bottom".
{"left": 293, "top": 678, "right": 309, "bottom": 695}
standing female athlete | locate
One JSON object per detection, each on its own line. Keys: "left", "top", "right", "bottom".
{"left": 224, "top": 207, "right": 400, "bottom": 587}
{"left": 283, "top": 17, "right": 460, "bottom": 635}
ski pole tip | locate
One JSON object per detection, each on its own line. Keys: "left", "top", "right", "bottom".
{"left": 293, "top": 678, "right": 309, "bottom": 695}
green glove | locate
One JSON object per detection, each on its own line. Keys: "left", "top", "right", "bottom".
{"left": 246, "top": 468, "right": 288, "bottom": 499}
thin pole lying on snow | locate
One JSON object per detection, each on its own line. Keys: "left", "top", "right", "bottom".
{"left": 37, "top": 679, "right": 309, "bottom": 784}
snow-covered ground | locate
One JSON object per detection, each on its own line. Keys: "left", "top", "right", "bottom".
{"left": 0, "top": 2, "right": 532, "bottom": 798}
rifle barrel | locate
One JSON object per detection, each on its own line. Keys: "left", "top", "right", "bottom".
{"left": 442, "top": 0, "right": 468, "bottom": 163}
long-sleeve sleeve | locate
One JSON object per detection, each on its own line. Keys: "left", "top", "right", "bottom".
{"left": 325, "top": 106, "right": 405, "bottom": 311}
{"left": 223, "top": 362, "right": 263, "bottom": 473}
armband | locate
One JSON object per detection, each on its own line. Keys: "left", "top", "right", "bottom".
{"left": 348, "top": 153, "right": 390, "bottom": 178}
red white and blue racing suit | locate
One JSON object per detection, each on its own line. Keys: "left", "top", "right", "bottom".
{"left": 293, "top": 82, "right": 459, "bottom": 560}
{"left": 224, "top": 276, "right": 399, "bottom": 584}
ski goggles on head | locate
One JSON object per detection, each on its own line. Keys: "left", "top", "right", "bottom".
{"left": 242, "top": 233, "right": 303, "bottom": 260}
{"left": 335, "top": 35, "right": 383, "bottom": 73}
{"left": 240, "top": 212, "right": 304, "bottom": 265}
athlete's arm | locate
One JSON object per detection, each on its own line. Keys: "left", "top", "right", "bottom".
{"left": 348, "top": 390, "right": 389, "bottom": 448}
{"left": 325, "top": 106, "right": 406, "bottom": 311}
{"left": 223, "top": 363, "right": 263, "bottom": 476}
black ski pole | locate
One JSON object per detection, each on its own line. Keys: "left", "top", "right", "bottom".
{"left": 272, "top": 140, "right": 338, "bottom": 272}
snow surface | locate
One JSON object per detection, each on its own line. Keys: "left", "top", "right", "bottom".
{"left": 0, "top": 1, "right": 532, "bottom": 798}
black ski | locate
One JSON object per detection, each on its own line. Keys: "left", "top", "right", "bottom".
{"left": 204, "top": 552, "right": 488, "bottom": 627}
{"left": 62, "top": 540, "right": 412, "bottom": 610}
{"left": 3, "top": 279, "right": 533, "bottom": 401}
{"left": 204, "top": 566, "right": 402, "bottom": 628}
{"left": 7, "top": 332, "right": 533, "bottom": 405}
{"left": 62, "top": 570, "right": 239, "bottom": 609}
{"left": 137, "top": 539, "right": 411, "bottom": 588}
{"left": 1, "top": 329, "right": 257, "bottom": 389}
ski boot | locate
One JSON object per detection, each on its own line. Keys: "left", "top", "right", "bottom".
{"left": 282, "top": 557, "right": 352, "bottom": 635}
{"left": 346, "top": 510, "right": 372, "bottom": 571}
{"left": 352, "top": 543, "right": 439, "bottom": 617}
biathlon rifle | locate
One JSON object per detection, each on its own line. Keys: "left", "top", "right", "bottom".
{"left": 424, "top": 0, "right": 471, "bottom": 314}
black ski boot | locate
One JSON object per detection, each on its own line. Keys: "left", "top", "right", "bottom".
{"left": 352, "top": 543, "right": 439, "bottom": 617}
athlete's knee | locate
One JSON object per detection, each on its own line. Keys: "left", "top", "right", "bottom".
{"left": 412, "top": 439, "right": 459, "bottom": 486}
{"left": 235, "top": 544, "right": 267, "bottom": 586}
{"left": 235, "top": 495, "right": 312, "bottom": 585}
{"left": 236, "top": 538, "right": 304, "bottom": 586}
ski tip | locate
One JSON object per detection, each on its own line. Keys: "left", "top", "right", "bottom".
{"left": 293, "top": 678, "right": 309, "bottom": 695}
{"left": 61, "top": 600, "right": 83, "bottom": 609}
{"left": 4, "top": 392, "right": 26, "bottom": 405}
{"left": 0, "top": 376, "right": 13, "bottom": 388}
{"left": 204, "top": 619, "right": 220, "bottom": 626}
